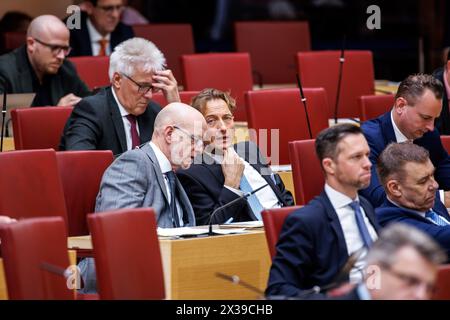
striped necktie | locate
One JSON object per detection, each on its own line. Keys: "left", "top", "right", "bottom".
{"left": 348, "top": 201, "right": 373, "bottom": 248}
{"left": 425, "top": 210, "right": 450, "bottom": 226}
{"left": 239, "top": 175, "right": 264, "bottom": 220}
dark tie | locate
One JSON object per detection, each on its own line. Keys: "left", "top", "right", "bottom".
{"left": 348, "top": 201, "right": 373, "bottom": 248}
{"left": 126, "top": 114, "right": 140, "bottom": 150}
{"left": 165, "top": 171, "right": 180, "bottom": 227}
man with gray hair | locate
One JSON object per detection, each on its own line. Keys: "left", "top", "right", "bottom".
{"left": 60, "top": 37, "right": 180, "bottom": 155}
{"left": 0, "top": 15, "right": 90, "bottom": 106}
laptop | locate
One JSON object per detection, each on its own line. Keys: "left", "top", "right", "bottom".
{"left": 0, "top": 93, "right": 36, "bottom": 137}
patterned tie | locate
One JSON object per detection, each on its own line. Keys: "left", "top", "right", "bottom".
{"left": 165, "top": 171, "right": 180, "bottom": 228}
{"left": 125, "top": 114, "right": 140, "bottom": 150}
{"left": 97, "top": 38, "right": 108, "bottom": 56}
{"left": 239, "top": 175, "right": 264, "bottom": 220}
{"left": 348, "top": 201, "right": 373, "bottom": 248}
{"left": 426, "top": 210, "right": 450, "bottom": 226}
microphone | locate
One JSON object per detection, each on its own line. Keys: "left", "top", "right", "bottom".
{"left": 216, "top": 272, "right": 264, "bottom": 298}
{"left": 334, "top": 35, "right": 346, "bottom": 124}
{"left": 208, "top": 183, "right": 270, "bottom": 236}
{"left": 296, "top": 73, "right": 312, "bottom": 139}
{"left": 1, "top": 86, "right": 6, "bottom": 152}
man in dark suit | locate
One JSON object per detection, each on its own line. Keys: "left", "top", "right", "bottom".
{"left": 60, "top": 37, "right": 180, "bottom": 155}
{"left": 432, "top": 52, "right": 450, "bottom": 135}
{"left": 375, "top": 142, "right": 450, "bottom": 258}
{"left": 360, "top": 73, "right": 450, "bottom": 208}
{"left": 69, "top": 0, "right": 134, "bottom": 57}
{"left": 0, "top": 15, "right": 90, "bottom": 106}
{"left": 266, "top": 124, "right": 380, "bottom": 298}
{"left": 177, "top": 88, "right": 294, "bottom": 226}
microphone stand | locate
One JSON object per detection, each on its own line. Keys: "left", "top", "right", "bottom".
{"left": 296, "top": 73, "right": 312, "bottom": 139}
{"left": 216, "top": 272, "right": 264, "bottom": 298}
{"left": 208, "top": 183, "right": 270, "bottom": 236}
{"left": 1, "top": 88, "right": 6, "bottom": 152}
{"left": 334, "top": 35, "right": 346, "bottom": 124}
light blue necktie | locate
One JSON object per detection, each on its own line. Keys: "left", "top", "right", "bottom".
{"left": 240, "top": 174, "right": 264, "bottom": 220}
{"left": 426, "top": 210, "right": 450, "bottom": 226}
{"left": 348, "top": 201, "right": 373, "bottom": 248}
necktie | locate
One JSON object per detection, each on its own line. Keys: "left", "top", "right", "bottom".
{"left": 240, "top": 174, "right": 264, "bottom": 220}
{"left": 348, "top": 201, "right": 373, "bottom": 248}
{"left": 97, "top": 38, "right": 108, "bottom": 56}
{"left": 426, "top": 210, "right": 450, "bottom": 226}
{"left": 125, "top": 114, "right": 140, "bottom": 150}
{"left": 165, "top": 171, "right": 180, "bottom": 227}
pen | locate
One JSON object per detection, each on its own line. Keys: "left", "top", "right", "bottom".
{"left": 224, "top": 217, "right": 234, "bottom": 224}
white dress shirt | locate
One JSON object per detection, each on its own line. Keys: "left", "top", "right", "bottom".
{"left": 86, "top": 18, "right": 111, "bottom": 56}
{"left": 324, "top": 184, "right": 378, "bottom": 283}
{"left": 111, "top": 88, "right": 140, "bottom": 151}
{"left": 150, "top": 142, "right": 183, "bottom": 227}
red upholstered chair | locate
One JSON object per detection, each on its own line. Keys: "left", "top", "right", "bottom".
{"left": 234, "top": 21, "right": 310, "bottom": 84}
{"left": 0, "top": 149, "right": 68, "bottom": 226}
{"left": 181, "top": 53, "right": 253, "bottom": 121}
{"left": 151, "top": 91, "right": 200, "bottom": 107}
{"left": 1, "top": 31, "right": 26, "bottom": 52}
{"left": 359, "top": 94, "right": 395, "bottom": 122}
{"left": 68, "top": 56, "right": 110, "bottom": 90}
{"left": 289, "top": 139, "right": 324, "bottom": 205}
{"left": 297, "top": 50, "right": 374, "bottom": 120}
{"left": 441, "top": 136, "right": 450, "bottom": 154}
{"left": 262, "top": 206, "right": 301, "bottom": 259}
{"left": 432, "top": 264, "right": 450, "bottom": 300}
{"left": 11, "top": 106, "right": 73, "bottom": 150}
{"left": 132, "top": 24, "right": 195, "bottom": 85}
{"left": 0, "top": 217, "right": 73, "bottom": 300}
{"left": 56, "top": 150, "right": 114, "bottom": 236}
{"left": 88, "top": 208, "right": 165, "bottom": 300}
{"left": 245, "top": 88, "right": 329, "bottom": 165}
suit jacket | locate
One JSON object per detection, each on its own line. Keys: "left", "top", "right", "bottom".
{"left": 432, "top": 67, "right": 450, "bottom": 135}
{"left": 360, "top": 111, "right": 450, "bottom": 207}
{"left": 59, "top": 86, "right": 160, "bottom": 155}
{"left": 0, "top": 45, "right": 90, "bottom": 105}
{"left": 266, "top": 192, "right": 379, "bottom": 298}
{"left": 95, "top": 142, "right": 196, "bottom": 228}
{"left": 376, "top": 198, "right": 450, "bottom": 259}
{"left": 68, "top": 12, "right": 134, "bottom": 57}
{"left": 176, "top": 141, "right": 295, "bottom": 225}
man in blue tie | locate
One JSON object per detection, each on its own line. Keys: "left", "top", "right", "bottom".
{"left": 266, "top": 124, "right": 380, "bottom": 299}
{"left": 375, "top": 142, "right": 450, "bottom": 260}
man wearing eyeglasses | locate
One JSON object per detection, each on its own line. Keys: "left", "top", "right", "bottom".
{"left": 68, "top": 0, "right": 134, "bottom": 57}
{"left": 60, "top": 37, "right": 180, "bottom": 155}
{"left": 0, "top": 15, "right": 90, "bottom": 106}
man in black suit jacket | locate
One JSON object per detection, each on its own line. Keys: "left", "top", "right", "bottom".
{"left": 177, "top": 88, "right": 294, "bottom": 225}
{"left": 60, "top": 37, "right": 180, "bottom": 155}
{"left": 69, "top": 1, "right": 134, "bottom": 57}
{"left": 432, "top": 52, "right": 450, "bottom": 135}
{"left": 0, "top": 15, "right": 90, "bottom": 106}
{"left": 266, "top": 124, "right": 380, "bottom": 298}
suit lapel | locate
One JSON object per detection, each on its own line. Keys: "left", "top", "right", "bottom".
{"left": 16, "top": 47, "right": 35, "bottom": 93}
{"left": 380, "top": 111, "right": 397, "bottom": 144}
{"left": 107, "top": 88, "right": 128, "bottom": 153}
{"left": 142, "top": 143, "right": 170, "bottom": 203}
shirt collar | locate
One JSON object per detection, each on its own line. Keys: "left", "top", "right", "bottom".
{"left": 324, "top": 183, "right": 360, "bottom": 210}
{"left": 356, "top": 283, "right": 372, "bottom": 300}
{"left": 111, "top": 87, "right": 129, "bottom": 117}
{"left": 86, "top": 17, "right": 111, "bottom": 43}
{"left": 149, "top": 141, "right": 172, "bottom": 174}
{"left": 390, "top": 110, "right": 409, "bottom": 143}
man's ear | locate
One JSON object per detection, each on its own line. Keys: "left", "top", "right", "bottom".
{"left": 112, "top": 72, "right": 121, "bottom": 89}
{"left": 394, "top": 97, "right": 408, "bottom": 115}
{"left": 26, "top": 37, "right": 35, "bottom": 53}
{"left": 386, "top": 179, "right": 402, "bottom": 198}
{"left": 83, "top": 1, "right": 95, "bottom": 15}
{"left": 322, "top": 157, "right": 335, "bottom": 175}
{"left": 163, "top": 125, "right": 174, "bottom": 144}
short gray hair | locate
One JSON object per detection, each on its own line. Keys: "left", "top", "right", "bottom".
{"left": 366, "top": 223, "right": 446, "bottom": 268}
{"left": 109, "top": 37, "right": 166, "bottom": 80}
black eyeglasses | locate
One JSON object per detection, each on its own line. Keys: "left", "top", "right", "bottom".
{"left": 96, "top": 4, "right": 124, "bottom": 14}
{"left": 34, "top": 38, "right": 71, "bottom": 56}
{"left": 173, "top": 125, "right": 204, "bottom": 148}
{"left": 121, "top": 73, "right": 160, "bottom": 94}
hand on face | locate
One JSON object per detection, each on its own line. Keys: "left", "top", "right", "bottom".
{"left": 221, "top": 147, "right": 245, "bottom": 189}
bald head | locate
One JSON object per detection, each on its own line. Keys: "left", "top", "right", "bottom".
{"left": 154, "top": 103, "right": 206, "bottom": 134}
{"left": 27, "top": 15, "right": 69, "bottom": 40}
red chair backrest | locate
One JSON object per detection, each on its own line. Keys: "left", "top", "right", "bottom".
{"left": 262, "top": 206, "right": 301, "bottom": 259}
{"left": 151, "top": 91, "right": 200, "bottom": 107}
{"left": 235, "top": 21, "right": 310, "bottom": 84}
{"left": 68, "top": 56, "right": 110, "bottom": 90}
{"left": 11, "top": 106, "right": 73, "bottom": 150}
{"left": 56, "top": 150, "right": 114, "bottom": 236}
{"left": 181, "top": 53, "right": 253, "bottom": 121}
{"left": 297, "top": 50, "right": 374, "bottom": 119}
{"left": 432, "top": 264, "right": 450, "bottom": 300}
{"left": 245, "top": 88, "right": 329, "bottom": 165}
{"left": 0, "top": 149, "right": 68, "bottom": 226}
{"left": 2, "top": 31, "right": 26, "bottom": 51}
{"left": 441, "top": 136, "right": 450, "bottom": 154}
{"left": 132, "top": 24, "right": 195, "bottom": 85}
{"left": 359, "top": 94, "right": 394, "bottom": 122}
{"left": 88, "top": 208, "right": 165, "bottom": 300}
{"left": 289, "top": 139, "right": 324, "bottom": 205}
{"left": 0, "top": 217, "right": 73, "bottom": 300}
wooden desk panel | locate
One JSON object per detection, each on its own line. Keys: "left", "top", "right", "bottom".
{"left": 1, "top": 137, "right": 14, "bottom": 151}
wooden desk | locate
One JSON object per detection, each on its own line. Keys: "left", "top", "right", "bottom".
{"left": 69, "top": 231, "right": 271, "bottom": 300}
{"left": 1, "top": 137, "right": 14, "bottom": 151}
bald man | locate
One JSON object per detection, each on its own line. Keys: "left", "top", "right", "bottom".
{"left": 0, "top": 15, "right": 90, "bottom": 106}
{"left": 95, "top": 102, "right": 206, "bottom": 227}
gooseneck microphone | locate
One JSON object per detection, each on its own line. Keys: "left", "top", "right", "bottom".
{"left": 216, "top": 272, "right": 264, "bottom": 297}
{"left": 1, "top": 87, "right": 6, "bottom": 152}
{"left": 208, "top": 183, "right": 270, "bottom": 236}
{"left": 296, "top": 73, "right": 312, "bottom": 139}
{"left": 334, "top": 35, "right": 346, "bottom": 124}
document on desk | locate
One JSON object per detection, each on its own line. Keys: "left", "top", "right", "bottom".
{"left": 219, "top": 220, "right": 264, "bottom": 229}
{"left": 157, "top": 227, "right": 247, "bottom": 238}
